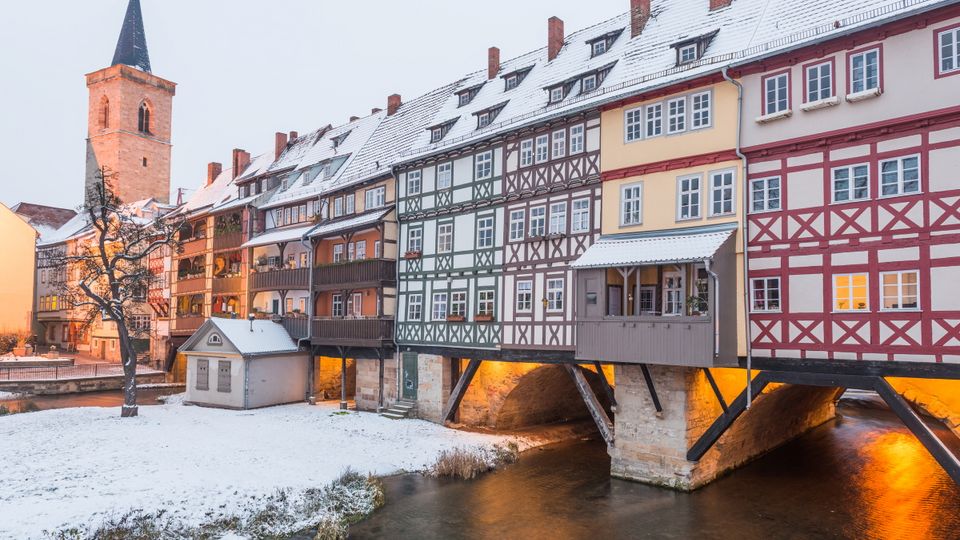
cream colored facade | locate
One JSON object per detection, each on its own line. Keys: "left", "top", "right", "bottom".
{"left": 0, "top": 204, "right": 38, "bottom": 333}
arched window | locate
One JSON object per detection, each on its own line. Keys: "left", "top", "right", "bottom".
{"left": 99, "top": 97, "right": 110, "bottom": 128}
{"left": 138, "top": 101, "right": 151, "bottom": 133}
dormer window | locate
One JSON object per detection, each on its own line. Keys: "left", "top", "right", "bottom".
{"left": 501, "top": 67, "right": 533, "bottom": 92}
{"left": 549, "top": 86, "right": 565, "bottom": 104}
{"left": 426, "top": 118, "right": 458, "bottom": 142}
{"left": 592, "top": 40, "right": 607, "bottom": 57}
{"left": 679, "top": 44, "right": 698, "bottom": 64}
{"left": 582, "top": 74, "right": 598, "bottom": 93}
{"left": 473, "top": 102, "right": 507, "bottom": 130}
{"left": 505, "top": 74, "right": 520, "bottom": 91}
{"left": 587, "top": 29, "right": 623, "bottom": 58}
{"left": 331, "top": 131, "right": 351, "bottom": 149}
{"left": 671, "top": 30, "right": 718, "bottom": 67}
{"left": 478, "top": 112, "right": 492, "bottom": 128}
{"left": 431, "top": 127, "right": 444, "bottom": 143}
{"left": 456, "top": 83, "right": 484, "bottom": 108}
{"left": 458, "top": 93, "right": 471, "bottom": 107}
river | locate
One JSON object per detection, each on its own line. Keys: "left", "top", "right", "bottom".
{"left": 0, "top": 387, "right": 182, "bottom": 413}
{"left": 349, "top": 394, "right": 960, "bottom": 539}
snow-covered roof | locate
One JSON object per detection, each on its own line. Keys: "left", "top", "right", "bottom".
{"left": 241, "top": 224, "right": 315, "bottom": 249}
{"left": 571, "top": 223, "right": 736, "bottom": 269}
{"left": 36, "top": 212, "right": 91, "bottom": 247}
{"left": 182, "top": 318, "right": 301, "bottom": 356}
{"left": 306, "top": 208, "right": 391, "bottom": 239}
{"left": 170, "top": 165, "right": 239, "bottom": 219}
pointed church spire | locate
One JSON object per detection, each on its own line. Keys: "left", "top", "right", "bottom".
{"left": 111, "top": 0, "right": 152, "bottom": 73}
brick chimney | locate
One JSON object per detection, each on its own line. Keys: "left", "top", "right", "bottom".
{"left": 289, "top": 131, "right": 298, "bottom": 142}
{"left": 387, "top": 94, "right": 402, "bottom": 116}
{"left": 709, "top": 0, "right": 732, "bottom": 10}
{"left": 631, "top": 0, "right": 651, "bottom": 37}
{"left": 488, "top": 47, "right": 500, "bottom": 79}
{"left": 548, "top": 17, "right": 564, "bottom": 61}
{"left": 206, "top": 162, "right": 222, "bottom": 186}
{"left": 232, "top": 149, "right": 251, "bottom": 179}
{"left": 275, "top": 132, "right": 288, "bottom": 159}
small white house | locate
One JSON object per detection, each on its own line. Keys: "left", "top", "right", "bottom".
{"left": 181, "top": 318, "right": 309, "bottom": 409}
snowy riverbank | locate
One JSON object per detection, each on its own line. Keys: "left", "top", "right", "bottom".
{"left": 0, "top": 399, "right": 520, "bottom": 538}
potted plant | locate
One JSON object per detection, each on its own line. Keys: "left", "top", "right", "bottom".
{"left": 686, "top": 295, "right": 708, "bottom": 316}
{"left": 12, "top": 331, "right": 31, "bottom": 357}
{"left": 475, "top": 313, "right": 495, "bottom": 322}
{"left": 404, "top": 250, "right": 422, "bottom": 260}
{"left": 446, "top": 314, "right": 466, "bottom": 322}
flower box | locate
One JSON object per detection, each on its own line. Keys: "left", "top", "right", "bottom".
{"left": 404, "top": 250, "right": 422, "bottom": 260}
{"left": 475, "top": 313, "right": 495, "bottom": 322}
{"left": 446, "top": 315, "right": 466, "bottom": 322}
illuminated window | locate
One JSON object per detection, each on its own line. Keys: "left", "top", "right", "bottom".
{"left": 881, "top": 271, "right": 919, "bottom": 311}
{"left": 834, "top": 273, "right": 869, "bottom": 311}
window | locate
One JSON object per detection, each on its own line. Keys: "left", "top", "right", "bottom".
{"left": 437, "top": 223, "right": 453, "bottom": 253}
{"left": 834, "top": 273, "right": 869, "bottom": 311}
{"left": 592, "top": 40, "right": 607, "bottom": 57}
{"left": 217, "top": 361, "right": 231, "bottom": 393}
{"left": 572, "top": 198, "right": 590, "bottom": 233}
{"left": 333, "top": 244, "right": 344, "bottom": 263}
{"left": 509, "top": 210, "right": 526, "bottom": 242}
{"left": 505, "top": 74, "right": 520, "bottom": 91}
{"left": 356, "top": 241, "right": 367, "bottom": 260}
{"left": 345, "top": 194, "right": 356, "bottom": 214}
{"left": 138, "top": 102, "right": 151, "bottom": 133}
{"left": 832, "top": 164, "right": 870, "bottom": 202}
{"left": 407, "top": 228, "right": 423, "bottom": 252}
{"left": 645, "top": 103, "right": 663, "bottom": 137}
{"left": 570, "top": 124, "right": 585, "bottom": 154}
{"left": 938, "top": 25, "right": 960, "bottom": 76}
{"left": 751, "top": 278, "right": 781, "bottom": 311}
{"left": 678, "top": 43, "right": 698, "bottom": 64}
{"left": 805, "top": 61, "right": 833, "bottom": 102}
{"left": 880, "top": 156, "right": 920, "bottom": 196}
{"left": 549, "top": 202, "right": 567, "bottom": 235}
{"left": 475, "top": 151, "right": 493, "bottom": 180}
{"left": 552, "top": 130, "right": 566, "bottom": 159}
{"left": 546, "top": 279, "right": 564, "bottom": 311}
{"left": 477, "top": 111, "right": 492, "bottom": 128}
{"left": 520, "top": 139, "right": 534, "bottom": 167}
{"left": 535, "top": 135, "right": 549, "bottom": 163}
{"left": 582, "top": 74, "right": 598, "bottom": 93}
{"left": 99, "top": 97, "right": 110, "bottom": 128}
{"left": 750, "top": 177, "right": 781, "bottom": 213}
{"left": 763, "top": 72, "right": 790, "bottom": 115}
{"left": 849, "top": 48, "right": 880, "bottom": 94}
{"left": 625, "top": 107, "right": 643, "bottom": 142}
{"left": 407, "top": 294, "right": 423, "bottom": 321}
{"left": 437, "top": 163, "right": 453, "bottom": 190}
{"left": 374, "top": 241, "right": 382, "bottom": 258}
{"left": 347, "top": 243, "right": 355, "bottom": 261}
{"left": 477, "top": 216, "right": 494, "bottom": 249}
{"left": 365, "top": 186, "right": 386, "bottom": 209}
{"left": 881, "top": 271, "right": 919, "bottom": 311}
{"left": 450, "top": 291, "right": 467, "bottom": 318}
{"left": 516, "top": 281, "right": 533, "bottom": 312}
{"left": 332, "top": 294, "right": 344, "bottom": 317}
{"left": 407, "top": 171, "right": 422, "bottom": 195}
{"left": 334, "top": 197, "right": 344, "bottom": 217}
{"left": 348, "top": 292, "right": 363, "bottom": 317}
{"left": 549, "top": 87, "right": 565, "bottom": 103}
{"left": 529, "top": 206, "right": 546, "bottom": 237}
{"left": 430, "top": 127, "right": 443, "bottom": 143}
{"left": 678, "top": 176, "right": 701, "bottom": 220}
{"left": 458, "top": 93, "right": 471, "bottom": 107}
{"left": 667, "top": 97, "right": 686, "bottom": 133}
{"left": 432, "top": 293, "right": 448, "bottom": 320}
{"left": 663, "top": 272, "right": 684, "bottom": 315}
{"left": 639, "top": 286, "right": 656, "bottom": 314}
{"left": 710, "top": 170, "right": 735, "bottom": 216}
{"left": 478, "top": 290, "right": 495, "bottom": 316}
{"left": 621, "top": 183, "right": 643, "bottom": 225}
{"left": 691, "top": 92, "right": 711, "bottom": 129}
{"left": 196, "top": 359, "right": 209, "bottom": 391}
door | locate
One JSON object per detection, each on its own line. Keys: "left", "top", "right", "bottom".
{"left": 99, "top": 340, "right": 107, "bottom": 360}
{"left": 401, "top": 352, "right": 418, "bottom": 400}
{"left": 607, "top": 286, "right": 623, "bottom": 316}
{"left": 663, "top": 271, "right": 684, "bottom": 316}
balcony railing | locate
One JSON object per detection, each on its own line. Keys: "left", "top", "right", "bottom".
{"left": 172, "top": 276, "right": 206, "bottom": 295}
{"left": 280, "top": 316, "right": 310, "bottom": 340}
{"left": 213, "top": 231, "right": 243, "bottom": 251}
{"left": 279, "top": 317, "right": 395, "bottom": 347}
{"left": 212, "top": 276, "right": 243, "bottom": 294}
{"left": 250, "top": 268, "right": 310, "bottom": 292}
{"left": 180, "top": 237, "right": 207, "bottom": 254}
{"left": 576, "top": 316, "right": 717, "bottom": 367}
{"left": 313, "top": 259, "right": 396, "bottom": 291}
{"left": 172, "top": 315, "right": 204, "bottom": 333}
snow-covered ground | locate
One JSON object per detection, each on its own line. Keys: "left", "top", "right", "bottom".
{"left": 0, "top": 399, "right": 518, "bottom": 538}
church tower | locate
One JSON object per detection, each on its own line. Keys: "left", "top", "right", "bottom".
{"left": 85, "top": 0, "right": 176, "bottom": 204}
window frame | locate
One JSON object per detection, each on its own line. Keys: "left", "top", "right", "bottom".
{"left": 549, "top": 201, "right": 567, "bottom": 235}
{"left": 750, "top": 176, "right": 782, "bottom": 214}
{"left": 450, "top": 291, "right": 467, "bottom": 318}
{"left": 879, "top": 155, "right": 921, "bottom": 198}
{"left": 570, "top": 124, "right": 585, "bottom": 154}
{"left": 436, "top": 222, "right": 454, "bottom": 254}
{"left": 690, "top": 91, "right": 712, "bottom": 130}
{"left": 880, "top": 270, "right": 920, "bottom": 312}
{"left": 677, "top": 174, "right": 703, "bottom": 221}
{"left": 750, "top": 277, "right": 782, "bottom": 312}
{"left": 581, "top": 74, "right": 598, "bottom": 93}
{"left": 621, "top": 182, "right": 643, "bottom": 226}
{"left": 678, "top": 43, "right": 698, "bottom": 65}
{"left": 535, "top": 135, "right": 549, "bottom": 164}
{"left": 552, "top": 129, "right": 567, "bottom": 159}
{"left": 477, "top": 289, "right": 495, "bottom": 316}
{"left": 406, "top": 170, "right": 422, "bottom": 196}
{"left": 709, "top": 169, "right": 736, "bottom": 217}
{"left": 520, "top": 139, "right": 534, "bottom": 167}
{"left": 516, "top": 280, "right": 533, "bottom": 312}
{"left": 645, "top": 102, "right": 663, "bottom": 138}
{"left": 407, "top": 227, "right": 423, "bottom": 253}
{"left": 364, "top": 186, "right": 386, "bottom": 209}
{"left": 803, "top": 59, "right": 835, "bottom": 103}
{"left": 332, "top": 294, "right": 344, "bottom": 318}
{"left": 833, "top": 273, "right": 870, "bottom": 312}
{"left": 432, "top": 292, "right": 448, "bottom": 321}
{"left": 549, "top": 86, "right": 565, "bottom": 104}
{"left": 529, "top": 206, "right": 546, "bottom": 237}
{"left": 437, "top": 162, "right": 453, "bottom": 190}
{"left": 847, "top": 45, "right": 882, "bottom": 96}
{"left": 475, "top": 151, "right": 494, "bottom": 180}
{"left": 509, "top": 209, "right": 526, "bottom": 242}
{"left": 546, "top": 278, "right": 565, "bottom": 312}
{"left": 476, "top": 215, "right": 495, "bottom": 249}
{"left": 666, "top": 97, "right": 686, "bottom": 134}
{"left": 935, "top": 23, "right": 960, "bottom": 79}
{"left": 762, "top": 70, "right": 791, "bottom": 116}
{"left": 591, "top": 39, "right": 607, "bottom": 57}
{"left": 831, "top": 163, "right": 871, "bottom": 203}
{"left": 625, "top": 106, "right": 644, "bottom": 142}
{"left": 407, "top": 293, "right": 423, "bottom": 321}
{"left": 571, "top": 198, "right": 591, "bottom": 233}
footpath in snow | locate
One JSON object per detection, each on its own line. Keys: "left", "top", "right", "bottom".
{"left": 0, "top": 399, "right": 517, "bottom": 538}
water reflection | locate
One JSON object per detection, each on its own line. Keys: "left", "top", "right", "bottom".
{"left": 349, "top": 397, "right": 960, "bottom": 540}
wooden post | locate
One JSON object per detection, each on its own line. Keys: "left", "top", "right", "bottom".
{"left": 339, "top": 346, "right": 348, "bottom": 410}
{"left": 593, "top": 361, "right": 617, "bottom": 410}
{"left": 640, "top": 364, "right": 663, "bottom": 414}
{"left": 564, "top": 364, "right": 614, "bottom": 445}
{"left": 687, "top": 371, "right": 771, "bottom": 461}
{"left": 377, "top": 348, "right": 385, "bottom": 412}
{"left": 442, "top": 359, "right": 482, "bottom": 423}
{"left": 702, "top": 368, "right": 728, "bottom": 413}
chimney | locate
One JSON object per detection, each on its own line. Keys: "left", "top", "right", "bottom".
{"left": 488, "top": 47, "right": 501, "bottom": 80}
{"left": 372, "top": 107, "right": 383, "bottom": 114}
{"left": 232, "top": 149, "right": 251, "bottom": 179}
{"left": 387, "top": 94, "right": 402, "bottom": 116}
{"left": 206, "top": 162, "right": 222, "bottom": 186}
{"left": 289, "top": 131, "right": 298, "bottom": 142}
{"left": 548, "top": 17, "right": 564, "bottom": 62}
{"left": 275, "top": 132, "right": 288, "bottom": 159}
{"left": 631, "top": 0, "right": 651, "bottom": 37}
{"left": 709, "top": 0, "right": 732, "bottom": 10}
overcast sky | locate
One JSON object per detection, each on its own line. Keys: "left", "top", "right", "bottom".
{"left": 0, "top": 0, "right": 628, "bottom": 209}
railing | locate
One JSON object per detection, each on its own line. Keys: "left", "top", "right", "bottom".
{"left": 180, "top": 237, "right": 207, "bottom": 254}
{"left": 212, "top": 276, "right": 243, "bottom": 294}
{"left": 172, "top": 276, "right": 205, "bottom": 295}
{"left": 310, "top": 317, "right": 394, "bottom": 345}
{"left": 576, "top": 316, "right": 716, "bottom": 368}
{"left": 250, "top": 268, "right": 310, "bottom": 292}
{"left": 313, "top": 259, "right": 396, "bottom": 290}
{"left": 281, "top": 316, "right": 310, "bottom": 340}
{"left": 213, "top": 232, "right": 243, "bottom": 251}
{"left": 0, "top": 363, "right": 160, "bottom": 381}
{"left": 172, "top": 315, "right": 205, "bottom": 333}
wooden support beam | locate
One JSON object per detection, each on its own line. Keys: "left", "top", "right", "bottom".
{"left": 702, "top": 368, "right": 728, "bottom": 413}
{"left": 593, "top": 361, "right": 617, "bottom": 410}
{"left": 874, "top": 377, "right": 960, "bottom": 486}
{"left": 564, "top": 364, "right": 615, "bottom": 445}
{"left": 442, "top": 359, "right": 482, "bottom": 423}
{"left": 640, "top": 364, "right": 663, "bottom": 414}
{"left": 687, "top": 372, "right": 771, "bottom": 461}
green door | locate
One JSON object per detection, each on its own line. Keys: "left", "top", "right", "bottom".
{"left": 402, "top": 352, "right": 418, "bottom": 400}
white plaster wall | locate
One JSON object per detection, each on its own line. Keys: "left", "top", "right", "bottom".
{"left": 185, "top": 355, "right": 245, "bottom": 409}
{"left": 246, "top": 355, "right": 309, "bottom": 409}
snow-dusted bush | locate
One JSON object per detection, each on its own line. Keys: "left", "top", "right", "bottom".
{"left": 430, "top": 441, "right": 521, "bottom": 479}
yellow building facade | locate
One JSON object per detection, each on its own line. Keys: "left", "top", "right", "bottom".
{"left": 0, "top": 204, "right": 38, "bottom": 334}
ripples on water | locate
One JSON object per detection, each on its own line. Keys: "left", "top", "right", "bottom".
{"left": 349, "top": 397, "right": 960, "bottom": 540}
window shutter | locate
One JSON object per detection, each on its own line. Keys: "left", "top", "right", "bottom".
{"left": 196, "top": 359, "right": 209, "bottom": 391}
{"left": 217, "top": 360, "right": 232, "bottom": 393}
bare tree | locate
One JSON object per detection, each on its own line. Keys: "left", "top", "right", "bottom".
{"left": 54, "top": 168, "right": 181, "bottom": 417}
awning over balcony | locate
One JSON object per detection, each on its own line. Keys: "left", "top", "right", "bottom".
{"left": 571, "top": 223, "right": 737, "bottom": 269}
{"left": 242, "top": 224, "right": 315, "bottom": 248}
{"left": 306, "top": 208, "right": 391, "bottom": 239}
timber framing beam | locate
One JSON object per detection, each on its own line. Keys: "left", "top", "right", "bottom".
{"left": 594, "top": 362, "right": 617, "bottom": 410}
{"left": 687, "top": 372, "right": 771, "bottom": 462}
{"left": 742, "top": 356, "right": 960, "bottom": 380}
{"left": 442, "top": 359, "right": 482, "bottom": 423}
{"left": 702, "top": 368, "right": 728, "bottom": 413}
{"left": 640, "top": 364, "right": 663, "bottom": 415}
{"left": 398, "top": 345, "right": 576, "bottom": 363}
{"left": 564, "top": 364, "right": 615, "bottom": 445}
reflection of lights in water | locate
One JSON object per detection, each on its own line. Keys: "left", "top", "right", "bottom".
{"left": 856, "top": 431, "right": 942, "bottom": 540}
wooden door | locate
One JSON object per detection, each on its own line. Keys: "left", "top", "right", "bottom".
{"left": 401, "top": 352, "right": 418, "bottom": 400}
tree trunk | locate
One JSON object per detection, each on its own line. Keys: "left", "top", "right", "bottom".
{"left": 117, "top": 323, "right": 139, "bottom": 418}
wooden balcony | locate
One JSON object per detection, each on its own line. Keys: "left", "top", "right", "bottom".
{"left": 212, "top": 276, "right": 243, "bottom": 294}
{"left": 250, "top": 268, "right": 310, "bottom": 292}
{"left": 172, "top": 276, "right": 206, "bottom": 295}
{"left": 313, "top": 259, "right": 396, "bottom": 292}
{"left": 303, "top": 317, "right": 394, "bottom": 348}
{"left": 576, "top": 316, "right": 720, "bottom": 367}
{"left": 280, "top": 316, "right": 310, "bottom": 340}
{"left": 171, "top": 315, "right": 204, "bottom": 334}
{"left": 180, "top": 237, "right": 207, "bottom": 254}
{"left": 213, "top": 232, "right": 243, "bottom": 251}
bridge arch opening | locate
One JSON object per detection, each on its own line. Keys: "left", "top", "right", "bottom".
{"left": 491, "top": 364, "right": 614, "bottom": 430}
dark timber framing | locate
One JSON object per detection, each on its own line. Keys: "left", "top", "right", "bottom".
{"left": 687, "top": 370, "right": 960, "bottom": 486}
{"left": 743, "top": 356, "right": 960, "bottom": 380}
{"left": 565, "top": 364, "right": 614, "bottom": 445}
{"left": 640, "top": 364, "right": 663, "bottom": 415}
{"left": 442, "top": 359, "right": 482, "bottom": 423}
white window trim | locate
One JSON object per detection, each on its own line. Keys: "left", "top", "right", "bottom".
{"left": 708, "top": 169, "right": 736, "bottom": 217}
{"left": 475, "top": 151, "right": 494, "bottom": 181}
{"left": 833, "top": 273, "right": 870, "bottom": 313}
{"left": 529, "top": 206, "right": 546, "bottom": 237}
{"left": 571, "top": 198, "right": 591, "bottom": 233}
{"left": 878, "top": 154, "right": 922, "bottom": 199}
{"left": 582, "top": 74, "right": 598, "bottom": 93}
{"left": 624, "top": 106, "right": 644, "bottom": 143}
{"left": 938, "top": 26, "right": 960, "bottom": 75}
{"left": 676, "top": 174, "right": 703, "bottom": 221}
{"left": 477, "top": 216, "right": 494, "bottom": 249}
{"left": 535, "top": 135, "right": 549, "bottom": 164}
{"left": 520, "top": 139, "right": 534, "bottom": 167}
{"left": 880, "top": 270, "right": 921, "bottom": 312}
{"left": 549, "top": 202, "right": 567, "bottom": 235}
{"left": 437, "top": 162, "right": 453, "bottom": 190}
{"left": 437, "top": 223, "right": 454, "bottom": 253}
{"left": 749, "top": 277, "right": 782, "bottom": 313}
{"left": 552, "top": 129, "right": 567, "bottom": 159}
{"left": 750, "top": 177, "right": 782, "bottom": 214}
{"left": 509, "top": 209, "right": 525, "bottom": 242}
{"left": 645, "top": 103, "right": 663, "bottom": 138}
{"left": 804, "top": 61, "right": 833, "bottom": 103}
{"left": 848, "top": 48, "right": 881, "bottom": 97}
{"left": 666, "top": 97, "right": 686, "bottom": 134}
{"left": 678, "top": 43, "right": 698, "bottom": 64}
{"left": 516, "top": 280, "right": 533, "bottom": 312}
{"left": 407, "top": 294, "right": 423, "bottom": 321}
{"left": 550, "top": 87, "right": 564, "bottom": 103}
{"left": 690, "top": 91, "right": 712, "bottom": 130}
{"left": 432, "top": 293, "right": 448, "bottom": 321}
{"left": 620, "top": 182, "right": 643, "bottom": 226}
{"left": 570, "top": 124, "right": 586, "bottom": 154}
{"left": 407, "top": 171, "right": 422, "bottom": 196}
{"left": 546, "top": 278, "right": 564, "bottom": 313}
{"left": 830, "top": 163, "right": 871, "bottom": 204}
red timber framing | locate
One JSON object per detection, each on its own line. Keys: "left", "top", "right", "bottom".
{"left": 745, "top": 108, "right": 960, "bottom": 366}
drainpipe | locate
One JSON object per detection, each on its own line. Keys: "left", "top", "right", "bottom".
{"left": 299, "top": 227, "right": 316, "bottom": 404}
{"left": 722, "top": 65, "right": 754, "bottom": 409}
{"left": 703, "top": 258, "right": 720, "bottom": 360}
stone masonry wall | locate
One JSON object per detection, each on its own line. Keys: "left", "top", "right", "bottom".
{"left": 314, "top": 356, "right": 355, "bottom": 402}
{"left": 354, "top": 357, "right": 398, "bottom": 412}
{"left": 415, "top": 354, "right": 450, "bottom": 423}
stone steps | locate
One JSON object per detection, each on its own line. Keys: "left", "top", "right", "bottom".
{"left": 380, "top": 400, "right": 416, "bottom": 420}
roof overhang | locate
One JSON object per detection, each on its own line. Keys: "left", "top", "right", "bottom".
{"left": 241, "top": 224, "right": 316, "bottom": 248}
{"left": 571, "top": 223, "right": 737, "bottom": 269}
